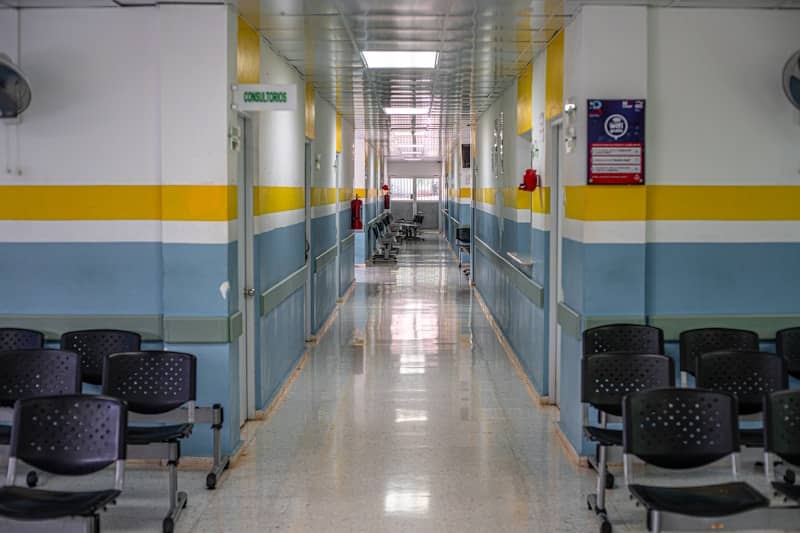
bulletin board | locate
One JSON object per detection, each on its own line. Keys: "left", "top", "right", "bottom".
{"left": 587, "top": 99, "right": 645, "bottom": 185}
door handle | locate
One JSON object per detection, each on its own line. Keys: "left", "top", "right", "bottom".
{"left": 244, "top": 288, "right": 256, "bottom": 297}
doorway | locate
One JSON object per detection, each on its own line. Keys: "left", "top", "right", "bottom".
{"left": 389, "top": 176, "right": 440, "bottom": 230}
{"left": 236, "top": 114, "right": 256, "bottom": 427}
{"left": 547, "top": 119, "right": 565, "bottom": 407}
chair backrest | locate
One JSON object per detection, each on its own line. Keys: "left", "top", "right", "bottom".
{"left": 581, "top": 353, "right": 674, "bottom": 416}
{"left": 777, "top": 327, "right": 800, "bottom": 378}
{"left": 10, "top": 395, "right": 127, "bottom": 476}
{"left": 414, "top": 213, "right": 424, "bottom": 224}
{"left": 456, "top": 227, "right": 471, "bottom": 243}
{"left": 61, "top": 329, "right": 141, "bottom": 385}
{"left": 582, "top": 324, "right": 664, "bottom": 356}
{"left": 0, "top": 350, "right": 82, "bottom": 406}
{"left": 0, "top": 328, "right": 44, "bottom": 352}
{"left": 679, "top": 328, "right": 759, "bottom": 376}
{"left": 763, "top": 390, "right": 800, "bottom": 467}
{"left": 696, "top": 351, "right": 787, "bottom": 415}
{"left": 623, "top": 388, "right": 739, "bottom": 469}
{"left": 102, "top": 351, "right": 196, "bottom": 414}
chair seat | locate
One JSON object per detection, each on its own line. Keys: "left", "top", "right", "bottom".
{"left": 0, "top": 486, "right": 120, "bottom": 520}
{"left": 127, "top": 424, "right": 192, "bottom": 445}
{"left": 628, "top": 482, "right": 769, "bottom": 517}
{"left": 739, "top": 428, "right": 763, "bottom": 448}
{"left": 583, "top": 426, "right": 622, "bottom": 446}
{"left": 772, "top": 481, "right": 800, "bottom": 502}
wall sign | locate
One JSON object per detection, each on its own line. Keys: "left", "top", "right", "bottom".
{"left": 587, "top": 99, "right": 645, "bottom": 185}
{"left": 232, "top": 84, "right": 297, "bottom": 111}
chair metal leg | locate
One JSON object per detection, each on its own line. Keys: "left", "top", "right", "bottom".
{"left": 596, "top": 444, "right": 608, "bottom": 511}
{"left": 650, "top": 511, "right": 661, "bottom": 533}
{"left": 163, "top": 442, "right": 187, "bottom": 533}
{"left": 206, "top": 404, "right": 230, "bottom": 490}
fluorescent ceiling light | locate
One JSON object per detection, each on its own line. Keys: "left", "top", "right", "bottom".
{"left": 384, "top": 107, "right": 430, "bottom": 115}
{"left": 397, "top": 144, "right": 423, "bottom": 149}
{"left": 401, "top": 150, "right": 423, "bottom": 155}
{"left": 362, "top": 51, "right": 438, "bottom": 69}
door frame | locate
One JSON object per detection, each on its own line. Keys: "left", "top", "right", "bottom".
{"left": 235, "top": 113, "right": 257, "bottom": 425}
{"left": 304, "top": 140, "right": 313, "bottom": 341}
{"left": 547, "top": 117, "right": 564, "bottom": 407}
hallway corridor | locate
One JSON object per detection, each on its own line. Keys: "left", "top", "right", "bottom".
{"left": 181, "top": 236, "right": 600, "bottom": 532}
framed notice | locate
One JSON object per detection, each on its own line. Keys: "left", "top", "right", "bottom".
{"left": 587, "top": 99, "right": 645, "bottom": 185}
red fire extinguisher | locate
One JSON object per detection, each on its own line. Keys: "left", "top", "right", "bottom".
{"left": 382, "top": 184, "right": 390, "bottom": 210}
{"left": 519, "top": 169, "right": 539, "bottom": 191}
{"left": 351, "top": 195, "right": 363, "bottom": 229}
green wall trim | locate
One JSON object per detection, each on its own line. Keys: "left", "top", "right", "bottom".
{"left": 260, "top": 265, "right": 307, "bottom": 317}
{"left": 474, "top": 236, "right": 544, "bottom": 308}
{"left": 314, "top": 243, "right": 338, "bottom": 272}
{"left": 0, "top": 313, "right": 243, "bottom": 343}
{"left": 584, "top": 316, "right": 647, "bottom": 330}
{"left": 341, "top": 233, "right": 355, "bottom": 248}
{"left": 650, "top": 315, "right": 800, "bottom": 341}
{"left": 557, "top": 303, "right": 582, "bottom": 339}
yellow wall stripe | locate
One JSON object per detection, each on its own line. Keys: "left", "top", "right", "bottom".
{"left": 516, "top": 63, "right": 533, "bottom": 135}
{"left": 311, "top": 187, "right": 338, "bottom": 207}
{"left": 253, "top": 186, "right": 304, "bottom": 216}
{"left": 647, "top": 186, "right": 800, "bottom": 221}
{"left": 565, "top": 185, "right": 800, "bottom": 221}
{"left": 532, "top": 187, "right": 551, "bottom": 214}
{"left": 305, "top": 82, "right": 315, "bottom": 140}
{"left": 504, "top": 187, "right": 533, "bottom": 210}
{"left": 335, "top": 113, "right": 343, "bottom": 153}
{"left": 354, "top": 188, "right": 366, "bottom": 198}
{"left": 339, "top": 188, "right": 354, "bottom": 202}
{"left": 0, "top": 185, "right": 237, "bottom": 221}
{"left": 545, "top": 31, "right": 564, "bottom": 121}
{"left": 459, "top": 187, "right": 472, "bottom": 199}
{"left": 236, "top": 17, "right": 260, "bottom": 84}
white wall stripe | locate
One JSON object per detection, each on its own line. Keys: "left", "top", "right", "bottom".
{"left": 311, "top": 204, "right": 338, "bottom": 218}
{"left": 0, "top": 220, "right": 235, "bottom": 244}
{"left": 255, "top": 208, "right": 305, "bottom": 234}
{"left": 646, "top": 221, "right": 800, "bottom": 244}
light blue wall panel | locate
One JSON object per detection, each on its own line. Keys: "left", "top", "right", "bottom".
{"left": 340, "top": 239, "right": 355, "bottom": 296}
{"left": 314, "top": 259, "right": 337, "bottom": 332}
{"left": 256, "top": 222, "right": 305, "bottom": 290}
{"left": 646, "top": 242, "right": 800, "bottom": 315}
{"left": 0, "top": 242, "right": 162, "bottom": 314}
{"left": 162, "top": 243, "right": 234, "bottom": 316}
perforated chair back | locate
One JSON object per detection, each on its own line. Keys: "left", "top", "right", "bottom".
{"left": 764, "top": 390, "right": 800, "bottom": 467}
{"left": 102, "top": 351, "right": 196, "bottom": 414}
{"left": 0, "top": 328, "right": 44, "bottom": 352}
{"left": 623, "top": 388, "right": 739, "bottom": 470}
{"left": 61, "top": 329, "right": 141, "bottom": 385}
{"left": 777, "top": 327, "right": 800, "bottom": 379}
{"left": 413, "top": 213, "right": 424, "bottom": 225}
{"left": 696, "top": 351, "right": 787, "bottom": 415}
{"left": 10, "top": 395, "right": 127, "bottom": 476}
{"left": 0, "top": 350, "right": 81, "bottom": 406}
{"left": 582, "top": 353, "right": 674, "bottom": 416}
{"left": 679, "top": 328, "right": 759, "bottom": 377}
{"left": 582, "top": 324, "right": 664, "bottom": 356}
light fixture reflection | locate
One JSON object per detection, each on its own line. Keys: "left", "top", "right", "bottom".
{"left": 394, "top": 408, "right": 428, "bottom": 423}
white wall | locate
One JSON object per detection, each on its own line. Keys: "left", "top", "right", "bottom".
{"left": 5, "top": 9, "right": 160, "bottom": 185}
{"left": 387, "top": 160, "right": 440, "bottom": 177}
{"left": 259, "top": 42, "right": 305, "bottom": 189}
{"left": 648, "top": 9, "right": 800, "bottom": 185}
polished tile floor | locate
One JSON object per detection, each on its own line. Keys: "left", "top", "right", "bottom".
{"left": 96, "top": 235, "right": 788, "bottom": 532}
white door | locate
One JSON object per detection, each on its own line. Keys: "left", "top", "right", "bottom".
{"left": 547, "top": 121, "right": 565, "bottom": 407}
{"left": 236, "top": 115, "right": 256, "bottom": 427}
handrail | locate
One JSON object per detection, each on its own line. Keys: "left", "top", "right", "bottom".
{"left": 314, "top": 242, "right": 338, "bottom": 272}
{"left": 260, "top": 264, "right": 308, "bottom": 317}
{"left": 474, "top": 236, "right": 544, "bottom": 308}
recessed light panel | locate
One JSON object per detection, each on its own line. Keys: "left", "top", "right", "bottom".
{"left": 383, "top": 107, "right": 430, "bottom": 115}
{"left": 362, "top": 51, "right": 438, "bottom": 69}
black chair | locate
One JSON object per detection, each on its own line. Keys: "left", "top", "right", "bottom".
{"left": 679, "top": 328, "right": 759, "bottom": 385}
{"left": 61, "top": 329, "right": 141, "bottom": 386}
{"left": 0, "top": 395, "right": 126, "bottom": 532}
{"left": 102, "top": 351, "right": 196, "bottom": 533}
{"left": 623, "top": 388, "right": 769, "bottom": 532}
{"left": 582, "top": 353, "right": 674, "bottom": 533}
{"left": 0, "top": 328, "right": 44, "bottom": 352}
{"left": 763, "top": 390, "right": 800, "bottom": 498}
{"left": 696, "top": 351, "right": 787, "bottom": 448}
{"left": 776, "top": 327, "right": 800, "bottom": 380}
{"left": 582, "top": 324, "right": 664, "bottom": 356}
{"left": 0, "top": 349, "right": 83, "bottom": 488}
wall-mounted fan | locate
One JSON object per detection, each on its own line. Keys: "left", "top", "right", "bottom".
{"left": 784, "top": 49, "right": 800, "bottom": 111}
{"left": 0, "top": 54, "right": 32, "bottom": 119}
